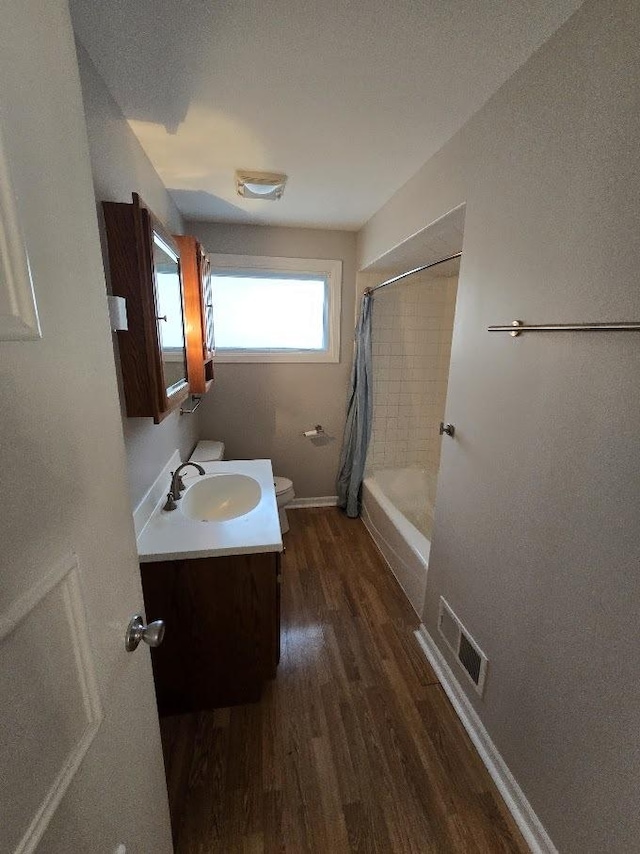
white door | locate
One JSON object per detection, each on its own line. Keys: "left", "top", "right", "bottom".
{"left": 0, "top": 2, "right": 174, "bottom": 852}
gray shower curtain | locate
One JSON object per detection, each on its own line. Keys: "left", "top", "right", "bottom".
{"left": 337, "top": 291, "right": 373, "bottom": 517}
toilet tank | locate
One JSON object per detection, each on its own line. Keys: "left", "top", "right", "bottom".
{"left": 189, "top": 440, "right": 225, "bottom": 463}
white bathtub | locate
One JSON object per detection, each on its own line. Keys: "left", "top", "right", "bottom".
{"left": 361, "top": 467, "right": 436, "bottom": 615}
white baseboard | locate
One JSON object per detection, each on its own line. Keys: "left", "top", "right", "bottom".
{"left": 414, "top": 624, "right": 558, "bottom": 854}
{"left": 288, "top": 496, "right": 338, "bottom": 509}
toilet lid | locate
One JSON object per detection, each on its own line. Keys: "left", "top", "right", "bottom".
{"left": 190, "top": 440, "right": 224, "bottom": 462}
{"left": 274, "top": 476, "right": 293, "bottom": 495}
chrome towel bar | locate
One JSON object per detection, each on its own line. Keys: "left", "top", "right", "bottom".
{"left": 180, "top": 395, "right": 202, "bottom": 415}
{"left": 488, "top": 320, "right": 640, "bottom": 337}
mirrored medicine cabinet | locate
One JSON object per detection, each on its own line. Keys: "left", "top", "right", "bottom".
{"left": 103, "top": 193, "right": 189, "bottom": 423}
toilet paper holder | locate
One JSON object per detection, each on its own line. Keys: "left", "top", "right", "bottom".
{"left": 302, "top": 424, "right": 324, "bottom": 437}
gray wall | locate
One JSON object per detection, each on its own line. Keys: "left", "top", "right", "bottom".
{"left": 76, "top": 42, "right": 200, "bottom": 508}
{"left": 359, "top": 2, "right": 640, "bottom": 851}
{"left": 185, "top": 222, "right": 357, "bottom": 497}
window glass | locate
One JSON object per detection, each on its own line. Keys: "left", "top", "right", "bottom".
{"left": 212, "top": 273, "right": 327, "bottom": 351}
{"left": 208, "top": 255, "right": 341, "bottom": 363}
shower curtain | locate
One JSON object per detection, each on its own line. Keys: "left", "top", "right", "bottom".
{"left": 337, "top": 291, "right": 373, "bottom": 517}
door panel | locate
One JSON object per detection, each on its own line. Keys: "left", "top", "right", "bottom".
{"left": 0, "top": 1, "right": 173, "bottom": 852}
{"left": 0, "top": 556, "right": 102, "bottom": 854}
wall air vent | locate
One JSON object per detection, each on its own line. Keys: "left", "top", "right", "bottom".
{"left": 437, "top": 597, "right": 488, "bottom": 696}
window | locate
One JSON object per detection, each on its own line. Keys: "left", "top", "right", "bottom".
{"left": 209, "top": 254, "right": 342, "bottom": 363}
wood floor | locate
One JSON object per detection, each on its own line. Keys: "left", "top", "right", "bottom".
{"left": 160, "top": 508, "right": 528, "bottom": 854}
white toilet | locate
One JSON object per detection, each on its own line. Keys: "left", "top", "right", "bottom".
{"left": 189, "top": 439, "right": 225, "bottom": 465}
{"left": 189, "top": 440, "right": 295, "bottom": 534}
{"left": 273, "top": 476, "right": 295, "bottom": 534}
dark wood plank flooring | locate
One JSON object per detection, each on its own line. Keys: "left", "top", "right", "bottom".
{"left": 160, "top": 508, "right": 528, "bottom": 853}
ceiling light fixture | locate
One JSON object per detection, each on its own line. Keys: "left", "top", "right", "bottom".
{"left": 236, "top": 170, "right": 288, "bottom": 201}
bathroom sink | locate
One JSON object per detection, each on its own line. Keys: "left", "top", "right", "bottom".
{"left": 181, "top": 474, "right": 262, "bottom": 522}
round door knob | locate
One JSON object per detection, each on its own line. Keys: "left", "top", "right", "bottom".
{"left": 125, "top": 614, "right": 166, "bottom": 652}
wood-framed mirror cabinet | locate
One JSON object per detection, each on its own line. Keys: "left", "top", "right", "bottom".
{"left": 103, "top": 193, "right": 189, "bottom": 423}
{"left": 174, "top": 235, "right": 215, "bottom": 395}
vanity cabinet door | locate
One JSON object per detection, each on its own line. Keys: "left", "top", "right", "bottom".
{"left": 141, "top": 551, "right": 280, "bottom": 714}
{"left": 103, "top": 194, "right": 189, "bottom": 423}
{"left": 276, "top": 551, "right": 282, "bottom": 665}
{"left": 174, "top": 235, "right": 215, "bottom": 394}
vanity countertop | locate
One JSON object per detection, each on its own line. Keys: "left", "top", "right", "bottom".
{"left": 137, "top": 459, "right": 283, "bottom": 563}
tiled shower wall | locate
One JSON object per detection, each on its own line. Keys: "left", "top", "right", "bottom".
{"left": 365, "top": 273, "right": 458, "bottom": 474}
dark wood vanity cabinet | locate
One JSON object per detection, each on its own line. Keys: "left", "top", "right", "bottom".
{"left": 140, "top": 551, "right": 281, "bottom": 714}
{"left": 174, "top": 235, "right": 215, "bottom": 395}
{"left": 103, "top": 194, "right": 189, "bottom": 423}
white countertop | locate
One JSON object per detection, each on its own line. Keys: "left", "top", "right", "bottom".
{"left": 137, "top": 459, "right": 283, "bottom": 562}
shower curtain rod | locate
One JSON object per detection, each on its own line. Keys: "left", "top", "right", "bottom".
{"left": 364, "top": 252, "right": 462, "bottom": 296}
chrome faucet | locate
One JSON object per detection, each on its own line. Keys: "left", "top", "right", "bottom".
{"left": 163, "top": 462, "right": 206, "bottom": 511}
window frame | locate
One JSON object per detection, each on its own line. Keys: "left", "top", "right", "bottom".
{"left": 208, "top": 254, "right": 342, "bottom": 364}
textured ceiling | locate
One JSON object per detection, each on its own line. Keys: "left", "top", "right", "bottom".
{"left": 70, "top": 0, "right": 584, "bottom": 230}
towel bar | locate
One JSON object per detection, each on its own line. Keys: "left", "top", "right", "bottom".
{"left": 488, "top": 320, "right": 640, "bottom": 336}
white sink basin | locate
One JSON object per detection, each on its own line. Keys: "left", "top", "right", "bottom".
{"left": 180, "top": 474, "right": 262, "bottom": 522}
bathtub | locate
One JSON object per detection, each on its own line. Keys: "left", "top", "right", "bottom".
{"left": 361, "top": 467, "right": 436, "bottom": 615}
